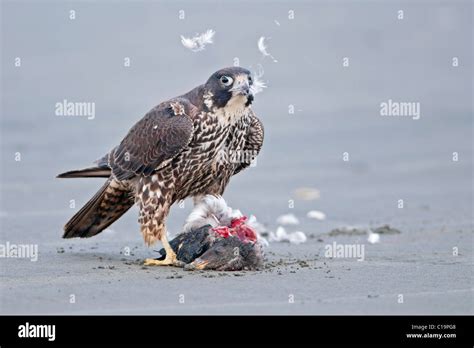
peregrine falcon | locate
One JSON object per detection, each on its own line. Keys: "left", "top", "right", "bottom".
{"left": 57, "top": 67, "right": 264, "bottom": 266}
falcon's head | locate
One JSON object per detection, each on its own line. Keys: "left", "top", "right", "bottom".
{"left": 204, "top": 67, "right": 255, "bottom": 109}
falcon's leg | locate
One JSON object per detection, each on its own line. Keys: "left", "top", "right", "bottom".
{"left": 138, "top": 178, "right": 182, "bottom": 266}
{"left": 144, "top": 232, "right": 183, "bottom": 266}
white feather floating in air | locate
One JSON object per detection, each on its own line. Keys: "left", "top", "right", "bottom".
{"left": 257, "top": 37, "right": 278, "bottom": 62}
{"left": 181, "top": 29, "right": 215, "bottom": 52}
{"left": 250, "top": 65, "right": 267, "bottom": 95}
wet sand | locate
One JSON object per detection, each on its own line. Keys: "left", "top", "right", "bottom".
{"left": 1, "top": 1, "right": 472, "bottom": 314}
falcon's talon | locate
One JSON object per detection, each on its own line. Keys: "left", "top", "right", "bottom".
{"left": 144, "top": 254, "right": 179, "bottom": 267}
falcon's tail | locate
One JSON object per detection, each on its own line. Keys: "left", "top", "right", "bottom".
{"left": 63, "top": 179, "right": 134, "bottom": 239}
{"left": 57, "top": 166, "right": 111, "bottom": 178}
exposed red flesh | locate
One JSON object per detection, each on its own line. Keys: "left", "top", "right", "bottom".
{"left": 211, "top": 216, "right": 257, "bottom": 243}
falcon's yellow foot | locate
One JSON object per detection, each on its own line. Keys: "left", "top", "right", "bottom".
{"left": 144, "top": 232, "right": 185, "bottom": 267}
{"left": 144, "top": 249, "right": 185, "bottom": 267}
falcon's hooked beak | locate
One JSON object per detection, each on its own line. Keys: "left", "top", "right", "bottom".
{"left": 230, "top": 75, "right": 254, "bottom": 106}
{"left": 230, "top": 80, "right": 250, "bottom": 96}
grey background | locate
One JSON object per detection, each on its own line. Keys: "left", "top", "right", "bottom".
{"left": 0, "top": 0, "right": 472, "bottom": 314}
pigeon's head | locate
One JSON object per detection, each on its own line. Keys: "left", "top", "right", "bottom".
{"left": 204, "top": 67, "right": 254, "bottom": 110}
{"left": 184, "top": 236, "right": 262, "bottom": 271}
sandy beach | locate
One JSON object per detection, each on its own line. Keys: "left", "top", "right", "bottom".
{"left": 1, "top": 1, "right": 472, "bottom": 315}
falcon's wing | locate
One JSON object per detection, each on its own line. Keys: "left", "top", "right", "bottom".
{"left": 108, "top": 99, "right": 195, "bottom": 180}
{"left": 234, "top": 112, "right": 264, "bottom": 175}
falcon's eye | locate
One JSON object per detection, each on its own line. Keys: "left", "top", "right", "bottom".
{"left": 219, "top": 75, "right": 233, "bottom": 87}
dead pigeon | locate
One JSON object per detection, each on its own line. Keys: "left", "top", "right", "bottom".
{"left": 155, "top": 196, "right": 264, "bottom": 271}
